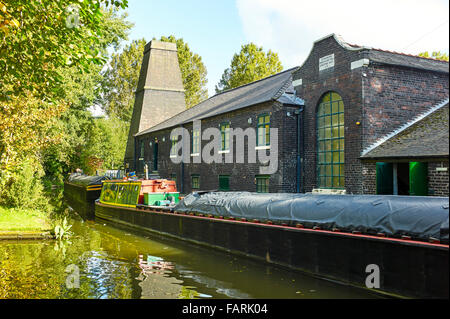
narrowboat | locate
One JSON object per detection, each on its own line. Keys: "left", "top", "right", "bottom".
{"left": 94, "top": 183, "right": 449, "bottom": 299}
{"left": 64, "top": 174, "right": 109, "bottom": 219}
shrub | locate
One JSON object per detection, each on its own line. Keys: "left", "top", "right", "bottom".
{"left": 0, "top": 158, "right": 50, "bottom": 212}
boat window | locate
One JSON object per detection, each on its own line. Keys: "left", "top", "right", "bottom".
{"left": 117, "top": 184, "right": 129, "bottom": 205}
{"left": 127, "top": 184, "right": 139, "bottom": 205}
{"left": 101, "top": 183, "right": 117, "bottom": 203}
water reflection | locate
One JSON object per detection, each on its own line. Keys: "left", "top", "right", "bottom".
{"left": 0, "top": 217, "right": 381, "bottom": 299}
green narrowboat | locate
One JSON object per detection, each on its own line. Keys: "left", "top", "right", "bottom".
{"left": 97, "top": 179, "right": 180, "bottom": 208}
{"left": 64, "top": 174, "right": 109, "bottom": 219}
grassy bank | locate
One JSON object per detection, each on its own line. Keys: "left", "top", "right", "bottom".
{"left": 0, "top": 206, "right": 52, "bottom": 232}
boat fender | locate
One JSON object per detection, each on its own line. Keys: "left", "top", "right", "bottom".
{"left": 429, "top": 237, "right": 440, "bottom": 244}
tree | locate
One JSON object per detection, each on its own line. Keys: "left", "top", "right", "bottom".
{"left": 42, "top": 8, "right": 133, "bottom": 182}
{"left": 418, "top": 51, "right": 449, "bottom": 61}
{"left": 83, "top": 116, "right": 129, "bottom": 174}
{"left": 0, "top": 0, "right": 129, "bottom": 102}
{"left": 159, "top": 36, "right": 208, "bottom": 109}
{"left": 101, "top": 39, "right": 146, "bottom": 122}
{"left": 215, "top": 43, "right": 283, "bottom": 93}
{"left": 0, "top": 1, "right": 130, "bottom": 208}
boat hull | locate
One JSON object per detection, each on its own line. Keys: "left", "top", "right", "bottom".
{"left": 64, "top": 182, "right": 101, "bottom": 219}
{"left": 95, "top": 202, "right": 449, "bottom": 298}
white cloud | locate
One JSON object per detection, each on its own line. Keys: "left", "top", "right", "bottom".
{"left": 236, "top": 0, "right": 449, "bottom": 68}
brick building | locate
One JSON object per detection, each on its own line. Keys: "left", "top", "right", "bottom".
{"left": 133, "top": 66, "right": 304, "bottom": 194}
{"left": 292, "top": 34, "right": 448, "bottom": 195}
{"left": 127, "top": 35, "right": 449, "bottom": 196}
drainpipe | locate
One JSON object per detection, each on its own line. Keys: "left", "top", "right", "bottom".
{"left": 133, "top": 136, "right": 137, "bottom": 173}
{"left": 295, "top": 107, "right": 304, "bottom": 193}
{"left": 179, "top": 124, "right": 185, "bottom": 194}
{"left": 393, "top": 163, "right": 398, "bottom": 195}
{"left": 181, "top": 161, "right": 185, "bottom": 194}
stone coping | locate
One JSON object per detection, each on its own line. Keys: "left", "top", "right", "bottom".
{"left": 0, "top": 230, "right": 54, "bottom": 240}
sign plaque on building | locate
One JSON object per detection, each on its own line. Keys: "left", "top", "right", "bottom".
{"left": 319, "top": 54, "right": 335, "bottom": 71}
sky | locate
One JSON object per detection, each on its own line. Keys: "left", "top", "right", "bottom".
{"left": 122, "top": 0, "right": 449, "bottom": 97}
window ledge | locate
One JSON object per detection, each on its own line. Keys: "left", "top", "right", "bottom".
{"left": 218, "top": 150, "right": 230, "bottom": 154}
{"left": 312, "top": 188, "right": 346, "bottom": 195}
{"left": 255, "top": 145, "right": 270, "bottom": 150}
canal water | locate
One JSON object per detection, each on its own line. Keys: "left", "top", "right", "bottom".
{"left": 0, "top": 214, "right": 381, "bottom": 299}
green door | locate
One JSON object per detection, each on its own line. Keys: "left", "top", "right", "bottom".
{"left": 376, "top": 163, "right": 393, "bottom": 195}
{"left": 409, "top": 162, "right": 428, "bottom": 196}
{"left": 219, "top": 175, "right": 230, "bottom": 191}
{"left": 153, "top": 142, "right": 158, "bottom": 172}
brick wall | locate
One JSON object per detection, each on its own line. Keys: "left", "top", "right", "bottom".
{"left": 362, "top": 162, "right": 377, "bottom": 194}
{"left": 428, "top": 161, "right": 449, "bottom": 196}
{"left": 362, "top": 65, "right": 449, "bottom": 150}
{"left": 136, "top": 101, "right": 300, "bottom": 194}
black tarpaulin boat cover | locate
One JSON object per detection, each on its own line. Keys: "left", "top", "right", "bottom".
{"left": 67, "top": 173, "right": 110, "bottom": 186}
{"left": 174, "top": 192, "right": 449, "bottom": 242}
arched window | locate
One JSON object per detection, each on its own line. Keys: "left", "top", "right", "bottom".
{"left": 317, "top": 92, "right": 344, "bottom": 188}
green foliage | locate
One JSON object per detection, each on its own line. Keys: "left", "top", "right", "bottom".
{"left": 0, "top": 158, "right": 50, "bottom": 211}
{"left": 418, "top": 51, "right": 449, "bottom": 61}
{"left": 215, "top": 43, "right": 283, "bottom": 93}
{"left": 42, "top": 7, "right": 132, "bottom": 180}
{"left": 178, "top": 286, "right": 201, "bottom": 299}
{"left": 102, "top": 39, "right": 146, "bottom": 122}
{"left": 43, "top": 110, "right": 129, "bottom": 179}
{"left": 54, "top": 217, "right": 73, "bottom": 240}
{"left": 42, "top": 108, "right": 95, "bottom": 183}
{"left": 0, "top": 1, "right": 131, "bottom": 210}
{"left": 0, "top": 0, "right": 129, "bottom": 103}
{"left": 159, "top": 36, "right": 208, "bottom": 109}
{"left": 81, "top": 116, "right": 129, "bottom": 174}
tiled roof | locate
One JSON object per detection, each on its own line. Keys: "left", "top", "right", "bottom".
{"left": 332, "top": 34, "right": 449, "bottom": 73}
{"left": 135, "top": 67, "right": 302, "bottom": 136}
{"left": 361, "top": 100, "right": 449, "bottom": 159}
{"left": 368, "top": 49, "right": 449, "bottom": 73}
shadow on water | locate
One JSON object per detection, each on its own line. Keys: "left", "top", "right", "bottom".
{"left": 0, "top": 199, "right": 384, "bottom": 299}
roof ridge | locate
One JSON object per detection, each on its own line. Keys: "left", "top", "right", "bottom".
{"left": 361, "top": 98, "right": 450, "bottom": 156}
{"left": 371, "top": 48, "right": 449, "bottom": 63}
{"left": 334, "top": 33, "right": 448, "bottom": 63}
{"left": 214, "top": 66, "right": 298, "bottom": 97}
